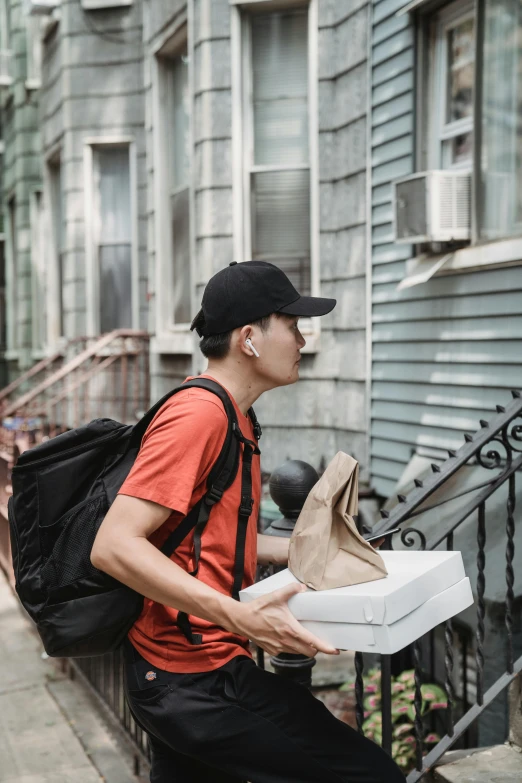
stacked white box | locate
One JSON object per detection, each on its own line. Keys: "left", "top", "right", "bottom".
{"left": 240, "top": 551, "right": 474, "bottom": 654}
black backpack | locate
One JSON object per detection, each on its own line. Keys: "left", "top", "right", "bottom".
{"left": 7, "top": 378, "right": 261, "bottom": 658}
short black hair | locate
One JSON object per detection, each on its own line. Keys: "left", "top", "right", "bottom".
{"left": 191, "top": 310, "right": 281, "bottom": 359}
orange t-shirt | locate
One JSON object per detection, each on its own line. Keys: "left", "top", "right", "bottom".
{"left": 118, "top": 374, "right": 261, "bottom": 673}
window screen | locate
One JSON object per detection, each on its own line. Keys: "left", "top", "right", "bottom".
{"left": 166, "top": 51, "right": 191, "bottom": 325}
{"left": 94, "top": 147, "right": 132, "bottom": 333}
{"left": 249, "top": 10, "right": 311, "bottom": 294}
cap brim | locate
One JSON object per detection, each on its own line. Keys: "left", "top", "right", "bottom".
{"left": 278, "top": 295, "right": 336, "bottom": 318}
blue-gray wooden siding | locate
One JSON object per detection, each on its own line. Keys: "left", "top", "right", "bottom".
{"left": 370, "top": 0, "right": 522, "bottom": 498}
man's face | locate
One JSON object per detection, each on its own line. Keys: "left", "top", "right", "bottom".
{"left": 250, "top": 314, "right": 306, "bottom": 388}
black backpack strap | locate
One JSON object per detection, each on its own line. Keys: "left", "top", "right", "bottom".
{"left": 139, "top": 377, "right": 261, "bottom": 645}
{"left": 230, "top": 427, "right": 260, "bottom": 601}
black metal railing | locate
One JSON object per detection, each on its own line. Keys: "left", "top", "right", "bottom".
{"left": 366, "top": 389, "right": 522, "bottom": 781}
{"left": 71, "top": 648, "right": 151, "bottom": 776}
{"left": 66, "top": 390, "right": 521, "bottom": 780}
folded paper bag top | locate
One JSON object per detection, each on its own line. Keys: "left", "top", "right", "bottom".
{"left": 288, "top": 451, "right": 388, "bottom": 591}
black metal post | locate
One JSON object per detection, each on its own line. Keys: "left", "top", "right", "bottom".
{"left": 264, "top": 459, "right": 319, "bottom": 689}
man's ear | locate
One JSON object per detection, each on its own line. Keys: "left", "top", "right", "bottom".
{"left": 237, "top": 324, "right": 254, "bottom": 356}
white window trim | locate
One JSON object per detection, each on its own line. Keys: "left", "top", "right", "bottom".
{"left": 5, "top": 194, "right": 18, "bottom": 358}
{"left": 412, "top": 0, "right": 522, "bottom": 272}
{"left": 150, "top": 15, "right": 196, "bottom": 356}
{"left": 29, "top": 189, "right": 47, "bottom": 356}
{"left": 231, "top": 0, "right": 321, "bottom": 354}
{"left": 84, "top": 137, "right": 139, "bottom": 337}
{"left": 43, "top": 149, "right": 64, "bottom": 351}
{"left": 81, "top": 0, "right": 132, "bottom": 10}
{"left": 428, "top": 0, "right": 475, "bottom": 171}
{"left": 25, "top": 16, "right": 42, "bottom": 91}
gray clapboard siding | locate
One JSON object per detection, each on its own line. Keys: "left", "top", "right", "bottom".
{"left": 369, "top": 0, "right": 522, "bottom": 496}
{"left": 372, "top": 381, "right": 518, "bottom": 409}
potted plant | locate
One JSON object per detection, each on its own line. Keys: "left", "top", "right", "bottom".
{"left": 340, "top": 667, "right": 447, "bottom": 773}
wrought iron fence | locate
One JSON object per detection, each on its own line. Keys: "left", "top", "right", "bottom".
{"left": 71, "top": 649, "right": 151, "bottom": 776}
{"left": 364, "top": 389, "right": 522, "bottom": 781}
{"left": 28, "top": 388, "right": 522, "bottom": 779}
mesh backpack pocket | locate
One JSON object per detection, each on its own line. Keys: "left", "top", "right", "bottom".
{"left": 40, "top": 493, "right": 109, "bottom": 592}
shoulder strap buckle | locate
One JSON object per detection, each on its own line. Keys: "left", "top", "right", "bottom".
{"left": 205, "top": 485, "right": 223, "bottom": 506}
{"left": 239, "top": 497, "right": 255, "bottom": 517}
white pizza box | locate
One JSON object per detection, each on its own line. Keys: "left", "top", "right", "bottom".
{"left": 241, "top": 550, "right": 466, "bottom": 626}
{"left": 299, "top": 578, "right": 473, "bottom": 653}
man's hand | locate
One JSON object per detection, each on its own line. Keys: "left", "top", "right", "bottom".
{"left": 229, "top": 583, "right": 339, "bottom": 658}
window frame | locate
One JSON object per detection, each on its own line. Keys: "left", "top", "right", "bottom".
{"left": 44, "top": 148, "right": 64, "bottom": 349}
{"left": 5, "top": 194, "right": 18, "bottom": 357}
{"left": 84, "top": 137, "right": 139, "bottom": 337}
{"left": 29, "top": 188, "right": 46, "bottom": 356}
{"left": 25, "top": 15, "right": 43, "bottom": 91}
{"left": 150, "top": 18, "right": 195, "bottom": 355}
{"left": 427, "top": 0, "right": 475, "bottom": 172}
{"left": 414, "top": 0, "right": 522, "bottom": 274}
{"left": 80, "top": 0, "right": 132, "bottom": 10}
{"left": 231, "top": 0, "right": 321, "bottom": 353}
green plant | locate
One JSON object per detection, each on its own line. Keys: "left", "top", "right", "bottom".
{"left": 340, "top": 668, "right": 447, "bottom": 773}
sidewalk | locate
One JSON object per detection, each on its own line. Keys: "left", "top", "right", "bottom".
{"left": 0, "top": 569, "right": 140, "bottom": 783}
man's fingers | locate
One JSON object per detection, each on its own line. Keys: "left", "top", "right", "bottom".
{"left": 268, "top": 582, "right": 306, "bottom": 605}
{"left": 286, "top": 617, "right": 339, "bottom": 656}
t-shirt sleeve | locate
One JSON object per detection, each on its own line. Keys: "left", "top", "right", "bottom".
{"left": 118, "top": 391, "right": 228, "bottom": 515}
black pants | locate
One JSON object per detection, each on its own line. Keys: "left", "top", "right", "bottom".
{"left": 123, "top": 638, "right": 405, "bottom": 783}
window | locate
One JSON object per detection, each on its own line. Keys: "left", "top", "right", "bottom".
{"left": 30, "top": 190, "right": 45, "bottom": 352}
{"left": 48, "top": 158, "right": 64, "bottom": 337}
{"left": 92, "top": 145, "right": 133, "bottom": 333}
{"left": 0, "top": 0, "right": 12, "bottom": 86}
{"left": 26, "top": 16, "right": 43, "bottom": 90}
{"left": 429, "top": 1, "right": 475, "bottom": 171}
{"left": 0, "top": 239, "right": 5, "bottom": 352}
{"left": 165, "top": 48, "right": 191, "bottom": 325}
{"left": 7, "top": 197, "right": 17, "bottom": 351}
{"left": 243, "top": 7, "right": 312, "bottom": 294}
{"left": 480, "top": 0, "right": 522, "bottom": 240}
{"left": 155, "top": 38, "right": 192, "bottom": 331}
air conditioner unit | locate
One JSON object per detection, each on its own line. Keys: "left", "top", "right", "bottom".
{"left": 392, "top": 170, "right": 471, "bottom": 244}
{"left": 23, "top": 0, "right": 59, "bottom": 15}
{"left": 0, "top": 51, "right": 12, "bottom": 87}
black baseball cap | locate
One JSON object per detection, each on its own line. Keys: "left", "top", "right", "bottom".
{"left": 191, "top": 260, "right": 336, "bottom": 337}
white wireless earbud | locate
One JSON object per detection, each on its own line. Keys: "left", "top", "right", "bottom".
{"left": 245, "top": 338, "right": 260, "bottom": 358}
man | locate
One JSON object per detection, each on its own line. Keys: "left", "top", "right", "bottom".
{"left": 91, "top": 261, "right": 404, "bottom": 783}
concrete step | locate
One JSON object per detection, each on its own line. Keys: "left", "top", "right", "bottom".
{"left": 431, "top": 743, "right": 522, "bottom": 782}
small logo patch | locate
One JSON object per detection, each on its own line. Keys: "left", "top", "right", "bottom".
{"left": 145, "top": 670, "right": 157, "bottom": 682}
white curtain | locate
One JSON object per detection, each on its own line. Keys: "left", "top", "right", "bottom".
{"left": 481, "top": 0, "right": 522, "bottom": 238}
{"left": 250, "top": 10, "right": 311, "bottom": 294}
{"left": 252, "top": 11, "right": 309, "bottom": 166}
{"left": 166, "top": 52, "right": 191, "bottom": 324}
{"left": 96, "top": 147, "right": 132, "bottom": 332}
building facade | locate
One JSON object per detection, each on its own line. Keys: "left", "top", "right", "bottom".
{"left": 0, "top": 0, "right": 373, "bottom": 481}
{"left": 369, "top": 0, "right": 522, "bottom": 497}
{"left": 0, "top": 0, "right": 521, "bottom": 488}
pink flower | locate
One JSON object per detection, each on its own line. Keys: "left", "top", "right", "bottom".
{"left": 404, "top": 736, "right": 415, "bottom": 744}
{"left": 425, "top": 734, "right": 439, "bottom": 743}
{"left": 396, "top": 706, "right": 409, "bottom": 713}
{"left": 407, "top": 693, "right": 415, "bottom": 700}
{"left": 368, "top": 696, "right": 379, "bottom": 708}
{"left": 366, "top": 684, "right": 378, "bottom": 693}
{"left": 431, "top": 702, "right": 447, "bottom": 709}
{"left": 364, "top": 711, "right": 370, "bottom": 718}
{"left": 423, "top": 692, "right": 435, "bottom": 699}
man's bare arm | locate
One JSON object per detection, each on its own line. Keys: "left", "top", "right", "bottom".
{"left": 90, "top": 494, "right": 339, "bottom": 658}
{"left": 257, "top": 533, "right": 289, "bottom": 566}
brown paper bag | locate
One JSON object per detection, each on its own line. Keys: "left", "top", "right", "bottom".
{"left": 288, "top": 451, "right": 388, "bottom": 590}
